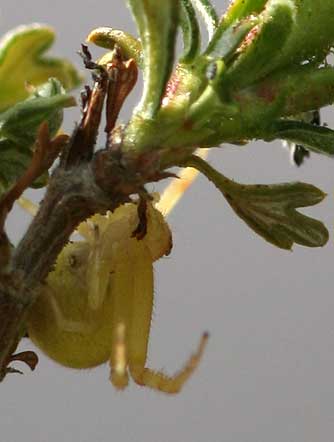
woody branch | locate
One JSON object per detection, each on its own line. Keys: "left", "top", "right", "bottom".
{"left": 0, "top": 48, "right": 173, "bottom": 380}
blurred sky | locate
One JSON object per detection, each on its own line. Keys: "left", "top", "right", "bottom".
{"left": 2, "top": 2, "right": 334, "bottom": 442}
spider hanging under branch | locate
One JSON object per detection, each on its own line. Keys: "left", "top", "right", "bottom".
{"left": 20, "top": 150, "right": 209, "bottom": 394}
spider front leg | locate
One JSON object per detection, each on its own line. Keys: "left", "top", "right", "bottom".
{"left": 109, "top": 237, "right": 208, "bottom": 394}
{"left": 108, "top": 238, "right": 153, "bottom": 390}
{"left": 129, "top": 332, "right": 209, "bottom": 394}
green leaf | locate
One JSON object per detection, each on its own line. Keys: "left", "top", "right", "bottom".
{"left": 86, "top": 27, "right": 143, "bottom": 67}
{"left": 270, "top": 0, "right": 334, "bottom": 69}
{"left": 219, "top": 0, "right": 267, "bottom": 32}
{"left": 0, "top": 78, "right": 75, "bottom": 147}
{"left": 179, "top": 0, "right": 201, "bottom": 63}
{"left": 235, "top": 65, "right": 334, "bottom": 121}
{"left": 187, "top": 60, "right": 239, "bottom": 124}
{"left": 223, "top": 0, "right": 334, "bottom": 88}
{"left": 205, "top": 16, "right": 258, "bottom": 61}
{"left": 191, "top": 0, "right": 219, "bottom": 40}
{"left": 0, "top": 139, "right": 31, "bottom": 191}
{"left": 185, "top": 155, "right": 328, "bottom": 249}
{"left": 0, "top": 138, "right": 48, "bottom": 192}
{"left": 127, "top": 0, "right": 180, "bottom": 118}
{"left": 0, "top": 79, "right": 75, "bottom": 193}
{"left": 205, "top": 0, "right": 263, "bottom": 58}
{"left": 270, "top": 119, "right": 334, "bottom": 157}
{"left": 225, "top": 1, "right": 294, "bottom": 87}
{"left": 278, "top": 110, "right": 319, "bottom": 166}
{"left": 0, "top": 24, "right": 81, "bottom": 112}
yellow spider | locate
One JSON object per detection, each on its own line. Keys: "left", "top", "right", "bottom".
{"left": 21, "top": 150, "right": 208, "bottom": 394}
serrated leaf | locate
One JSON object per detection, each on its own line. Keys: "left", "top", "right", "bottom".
{"left": 0, "top": 24, "right": 81, "bottom": 111}
{"left": 127, "top": 0, "right": 180, "bottom": 118}
{"left": 87, "top": 27, "right": 143, "bottom": 67}
{"left": 179, "top": 0, "right": 201, "bottom": 63}
{"left": 270, "top": 119, "right": 334, "bottom": 157}
{"left": 186, "top": 155, "right": 328, "bottom": 249}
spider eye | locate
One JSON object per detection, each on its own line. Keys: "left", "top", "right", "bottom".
{"left": 68, "top": 254, "right": 77, "bottom": 268}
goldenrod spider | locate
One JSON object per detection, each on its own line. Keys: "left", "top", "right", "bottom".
{"left": 20, "top": 149, "right": 209, "bottom": 394}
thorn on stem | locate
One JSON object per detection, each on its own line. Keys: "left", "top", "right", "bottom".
{"left": 6, "top": 351, "right": 39, "bottom": 374}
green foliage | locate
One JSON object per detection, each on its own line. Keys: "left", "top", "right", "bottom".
{"left": 187, "top": 155, "right": 328, "bottom": 249}
{"left": 219, "top": 0, "right": 267, "bottom": 30}
{"left": 0, "top": 139, "right": 32, "bottom": 192}
{"left": 269, "top": 120, "right": 334, "bottom": 157}
{"left": 0, "top": 24, "right": 81, "bottom": 112}
{"left": 3, "top": 0, "right": 334, "bottom": 252}
{"left": 109, "top": 0, "right": 334, "bottom": 155}
{"left": 0, "top": 24, "right": 80, "bottom": 195}
{"left": 224, "top": 1, "right": 295, "bottom": 87}
{"left": 190, "top": 0, "right": 218, "bottom": 39}
{"left": 179, "top": 0, "right": 201, "bottom": 63}
{"left": 87, "top": 27, "right": 143, "bottom": 66}
{"left": 3, "top": 0, "right": 334, "bottom": 389}
{"left": 0, "top": 79, "right": 75, "bottom": 193}
{"left": 205, "top": 16, "right": 257, "bottom": 60}
{"left": 127, "top": 0, "right": 180, "bottom": 118}
{"left": 0, "top": 79, "right": 74, "bottom": 146}
{"left": 85, "top": 0, "right": 334, "bottom": 250}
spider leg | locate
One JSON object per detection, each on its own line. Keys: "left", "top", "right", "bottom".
{"left": 129, "top": 332, "right": 208, "bottom": 394}
{"left": 126, "top": 240, "right": 154, "bottom": 382}
{"left": 17, "top": 194, "right": 91, "bottom": 241}
{"left": 47, "top": 288, "right": 96, "bottom": 334}
{"left": 156, "top": 148, "right": 208, "bottom": 216}
{"left": 86, "top": 222, "right": 111, "bottom": 311}
{"left": 17, "top": 196, "right": 39, "bottom": 216}
{"left": 17, "top": 195, "right": 91, "bottom": 246}
{"left": 108, "top": 239, "right": 135, "bottom": 390}
{"left": 29, "top": 285, "right": 97, "bottom": 335}
{"left": 126, "top": 239, "right": 208, "bottom": 393}
{"left": 110, "top": 321, "right": 129, "bottom": 390}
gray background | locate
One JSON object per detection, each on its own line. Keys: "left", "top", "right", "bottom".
{"left": 1, "top": 1, "right": 334, "bottom": 441}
